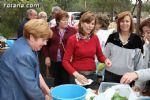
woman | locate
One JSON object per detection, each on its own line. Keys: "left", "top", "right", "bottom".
{"left": 62, "top": 11, "right": 112, "bottom": 89}
{"left": 38, "top": 11, "right": 48, "bottom": 22}
{"left": 38, "top": 11, "right": 48, "bottom": 77}
{"left": 95, "top": 15, "right": 115, "bottom": 53}
{"left": 121, "top": 17, "right": 150, "bottom": 95}
{"left": 0, "top": 19, "right": 53, "bottom": 100}
{"left": 42, "top": 10, "right": 77, "bottom": 86}
{"left": 104, "top": 11, "right": 144, "bottom": 85}
{"left": 95, "top": 15, "right": 114, "bottom": 79}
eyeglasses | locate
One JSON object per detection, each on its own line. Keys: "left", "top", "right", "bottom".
{"left": 60, "top": 20, "right": 68, "bottom": 23}
{"left": 144, "top": 32, "right": 150, "bottom": 34}
{"left": 41, "top": 16, "right": 47, "bottom": 18}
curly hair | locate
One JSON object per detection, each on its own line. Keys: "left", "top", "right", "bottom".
{"left": 139, "top": 17, "right": 150, "bottom": 35}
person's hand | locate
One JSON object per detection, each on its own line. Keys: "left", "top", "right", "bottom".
{"left": 120, "top": 72, "right": 138, "bottom": 84}
{"left": 132, "top": 85, "right": 141, "bottom": 92}
{"left": 45, "top": 57, "right": 51, "bottom": 67}
{"left": 45, "top": 87, "right": 53, "bottom": 100}
{"left": 45, "top": 95, "right": 52, "bottom": 100}
{"left": 104, "top": 58, "right": 112, "bottom": 68}
{"left": 73, "top": 71, "right": 89, "bottom": 84}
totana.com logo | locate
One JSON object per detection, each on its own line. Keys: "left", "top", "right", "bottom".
{"left": 3, "top": 3, "right": 40, "bottom": 8}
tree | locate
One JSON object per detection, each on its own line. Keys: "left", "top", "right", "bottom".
{"left": 142, "top": 0, "right": 150, "bottom": 14}
{"left": 136, "top": 0, "right": 142, "bottom": 34}
{"left": 0, "top": 0, "right": 56, "bottom": 38}
{"left": 89, "top": 0, "right": 132, "bottom": 21}
{"left": 1, "top": 0, "right": 144, "bottom": 38}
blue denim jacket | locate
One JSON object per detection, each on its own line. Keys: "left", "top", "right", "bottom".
{"left": 0, "top": 37, "right": 45, "bottom": 100}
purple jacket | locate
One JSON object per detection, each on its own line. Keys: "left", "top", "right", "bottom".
{"left": 42, "top": 26, "right": 77, "bottom": 62}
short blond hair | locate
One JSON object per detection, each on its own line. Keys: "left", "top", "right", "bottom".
{"left": 38, "top": 11, "right": 47, "bottom": 18}
{"left": 23, "top": 19, "right": 53, "bottom": 39}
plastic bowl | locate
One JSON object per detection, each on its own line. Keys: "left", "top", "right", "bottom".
{"left": 5, "top": 40, "right": 15, "bottom": 47}
{"left": 50, "top": 84, "right": 87, "bottom": 100}
{"left": 99, "top": 82, "right": 120, "bottom": 93}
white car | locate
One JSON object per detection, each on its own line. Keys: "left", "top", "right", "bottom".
{"left": 68, "top": 12, "right": 80, "bottom": 27}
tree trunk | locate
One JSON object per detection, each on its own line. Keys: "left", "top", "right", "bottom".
{"left": 136, "top": 0, "right": 142, "bottom": 34}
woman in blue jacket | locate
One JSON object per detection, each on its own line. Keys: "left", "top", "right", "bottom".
{"left": 0, "top": 19, "right": 53, "bottom": 100}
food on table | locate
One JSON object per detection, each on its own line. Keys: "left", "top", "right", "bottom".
{"left": 111, "top": 91, "right": 128, "bottom": 100}
{"left": 97, "top": 63, "right": 105, "bottom": 71}
{"left": 90, "top": 96, "right": 95, "bottom": 100}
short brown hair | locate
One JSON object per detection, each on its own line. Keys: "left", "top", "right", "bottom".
{"left": 139, "top": 17, "right": 150, "bottom": 34}
{"left": 96, "top": 15, "right": 110, "bottom": 30}
{"left": 23, "top": 19, "right": 53, "bottom": 39}
{"left": 78, "top": 11, "right": 96, "bottom": 35}
{"left": 117, "top": 11, "right": 134, "bottom": 33}
{"left": 55, "top": 10, "right": 69, "bottom": 25}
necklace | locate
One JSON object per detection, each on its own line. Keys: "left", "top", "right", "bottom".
{"left": 76, "top": 32, "right": 92, "bottom": 41}
{"left": 119, "top": 33, "right": 130, "bottom": 45}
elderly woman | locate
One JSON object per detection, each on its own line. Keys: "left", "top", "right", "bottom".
{"left": 38, "top": 11, "right": 48, "bottom": 22}
{"left": 0, "top": 19, "right": 53, "bottom": 100}
{"left": 42, "top": 10, "right": 77, "bottom": 86}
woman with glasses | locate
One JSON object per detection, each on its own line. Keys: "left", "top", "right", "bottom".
{"left": 38, "top": 11, "right": 48, "bottom": 22}
{"left": 42, "top": 10, "right": 77, "bottom": 86}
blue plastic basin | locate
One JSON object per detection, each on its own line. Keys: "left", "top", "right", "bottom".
{"left": 5, "top": 40, "right": 15, "bottom": 47}
{"left": 50, "top": 84, "right": 87, "bottom": 100}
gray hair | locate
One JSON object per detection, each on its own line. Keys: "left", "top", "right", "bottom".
{"left": 52, "top": 6, "right": 61, "bottom": 12}
{"left": 26, "top": 9, "right": 37, "bottom": 17}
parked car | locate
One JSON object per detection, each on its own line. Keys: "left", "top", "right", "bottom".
{"left": 67, "top": 12, "right": 81, "bottom": 27}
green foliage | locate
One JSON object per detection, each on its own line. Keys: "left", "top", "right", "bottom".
{"left": 142, "top": 1, "right": 150, "bottom": 13}
{"left": 0, "top": 0, "right": 148, "bottom": 38}
{"left": 0, "top": 0, "right": 56, "bottom": 38}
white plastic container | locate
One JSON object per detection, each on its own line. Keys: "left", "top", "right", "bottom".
{"left": 98, "top": 82, "right": 119, "bottom": 93}
{"left": 94, "top": 82, "right": 138, "bottom": 100}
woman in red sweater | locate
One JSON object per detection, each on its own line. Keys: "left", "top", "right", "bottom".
{"left": 63, "top": 11, "right": 112, "bottom": 89}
